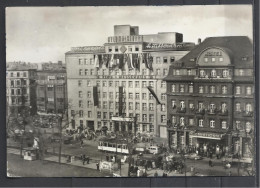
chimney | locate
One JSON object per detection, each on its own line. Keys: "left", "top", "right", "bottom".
{"left": 198, "top": 38, "right": 201, "bottom": 44}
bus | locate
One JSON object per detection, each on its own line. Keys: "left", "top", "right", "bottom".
{"left": 98, "top": 137, "right": 129, "bottom": 154}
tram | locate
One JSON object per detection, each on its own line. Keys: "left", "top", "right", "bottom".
{"left": 98, "top": 137, "right": 129, "bottom": 154}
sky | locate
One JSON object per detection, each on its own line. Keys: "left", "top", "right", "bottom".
{"left": 6, "top": 5, "right": 253, "bottom": 63}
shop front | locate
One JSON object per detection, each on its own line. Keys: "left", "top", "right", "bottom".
{"left": 189, "top": 131, "right": 229, "bottom": 158}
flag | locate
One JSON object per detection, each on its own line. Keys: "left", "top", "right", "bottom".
{"left": 103, "top": 54, "right": 110, "bottom": 68}
{"left": 144, "top": 53, "right": 153, "bottom": 70}
{"left": 118, "top": 54, "right": 125, "bottom": 69}
{"left": 98, "top": 55, "right": 102, "bottom": 66}
{"left": 147, "top": 86, "right": 161, "bottom": 104}
{"left": 94, "top": 55, "right": 99, "bottom": 68}
{"left": 132, "top": 53, "right": 139, "bottom": 70}
{"left": 118, "top": 86, "right": 124, "bottom": 116}
{"left": 109, "top": 54, "right": 115, "bottom": 68}
{"left": 93, "top": 86, "right": 99, "bottom": 106}
{"left": 120, "top": 45, "right": 127, "bottom": 53}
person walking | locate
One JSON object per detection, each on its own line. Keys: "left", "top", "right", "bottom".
{"left": 96, "top": 162, "right": 100, "bottom": 171}
{"left": 209, "top": 159, "right": 213, "bottom": 167}
{"left": 82, "top": 154, "right": 86, "bottom": 165}
{"left": 86, "top": 156, "right": 90, "bottom": 164}
{"left": 154, "top": 171, "right": 158, "bottom": 177}
{"left": 80, "top": 139, "right": 83, "bottom": 148}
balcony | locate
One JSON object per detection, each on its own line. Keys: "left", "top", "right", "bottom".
{"left": 243, "top": 111, "right": 253, "bottom": 117}
{"left": 176, "top": 107, "right": 186, "bottom": 113}
{"left": 219, "top": 110, "right": 228, "bottom": 116}
{"left": 195, "top": 109, "right": 205, "bottom": 115}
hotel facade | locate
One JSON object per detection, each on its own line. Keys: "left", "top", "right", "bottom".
{"left": 164, "top": 36, "right": 254, "bottom": 157}
{"left": 66, "top": 25, "right": 195, "bottom": 138}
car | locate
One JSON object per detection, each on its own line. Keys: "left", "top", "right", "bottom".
{"left": 194, "top": 172, "right": 205, "bottom": 176}
{"left": 185, "top": 153, "right": 203, "bottom": 160}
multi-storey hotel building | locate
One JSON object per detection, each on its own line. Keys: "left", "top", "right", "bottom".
{"left": 164, "top": 36, "right": 254, "bottom": 157}
{"left": 66, "top": 25, "right": 195, "bottom": 138}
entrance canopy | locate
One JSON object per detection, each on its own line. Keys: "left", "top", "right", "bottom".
{"left": 190, "top": 132, "right": 225, "bottom": 140}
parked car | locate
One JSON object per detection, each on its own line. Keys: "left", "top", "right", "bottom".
{"left": 146, "top": 146, "right": 162, "bottom": 154}
{"left": 185, "top": 153, "right": 203, "bottom": 160}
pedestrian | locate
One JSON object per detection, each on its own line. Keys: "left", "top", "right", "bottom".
{"left": 86, "top": 156, "right": 90, "bottom": 164}
{"left": 209, "top": 159, "right": 213, "bottom": 167}
{"left": 154, "top": 171, "right": 158, "bottom": 177}
{"left": 82, "top": 154, "right": 86, "bottom": 165}
{"left": 96, "top": 162, "right": 100, "bottom": 171}
{"left": 80, "top": 139, "right": 83, "bottom": 148}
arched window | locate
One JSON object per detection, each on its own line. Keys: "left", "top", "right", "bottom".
{"left": 210, "top": 86, "right": 216, "bottom": 94}
{"left": 180, "top": 101, "right": 185, "bottom": 109}
{"left": 171, "top": 84, "right": 176, "bottom": 92}
{"left": 223, "top": 70, "right": 229, "bottom": 77}
{"left": 180, "top": 117, "right": 185, "bottom": 126}
{"left": 246, "top": 87, "right": 252, "bottom": 95}
{"left": 246, "top": 103, "right": 252, "bottom": 112}
{"left": 199, "top": 86, "right": 204, "bottom": 93}
{"left": 222, "top": 103, "right": 227, "bottom": 112}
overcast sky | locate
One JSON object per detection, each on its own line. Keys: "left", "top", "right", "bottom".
{"left": 6, "top": 5, "right": 252, "bottom": 63}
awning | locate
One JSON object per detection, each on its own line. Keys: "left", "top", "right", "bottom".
{"left": 190, "top": 132, "right": 225, "bottom": 140}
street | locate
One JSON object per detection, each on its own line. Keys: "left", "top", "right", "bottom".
{"left": 7, "top": 153, "right": 110, "bottom": 177}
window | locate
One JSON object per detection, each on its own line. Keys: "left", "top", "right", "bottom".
{"left": 212, "top": 57, "right": 216, "bottom": 62}
{"left": 71, "top": 110, "right": 75, "bottom": 116}
{"left": 180, "top": 117, "right": 185, "bottom": 126}
{"left": 175, "top": 69, "right": 180, "bottom": 75}
{"left": 172, "top": 116, "right": 176, "bottom": 124}
{"left": 223, "top": 70, "right": 229, "bottom": 77}
{"left": 156, "top": 69, "right": 160, "bottom": 75}
{"left": 161, "top": 115, "right": 166, "bottom": 123}
{"left": 128, "top": 46, "right": 132, "bottom": 52}
{"left": 161, "top": 104, "right": 166, "bottom": 111}
{"left": 180, "top": 84, "right": 185, "bottom": 93}
{"left": 161, "top": 94, "right": 166, "bottom": 100}
{"left": 246, "top": 103, "right": 252, "bottom": 112}
{"left": 211, "top": 69, "right": 216, "bottom": 77}
{"left": 187, "top": 69, "right": 192, "bottom": 75}
{"left": 210, "top": 120, "right": 215, "bottom": 128}
{"left": 171, "top": 100, "right": 176, "bottom": 108}
{"left": 189, "top": 103, "right": 194, "bottom": 109}
{"left": 85, "top": 69, "right": 88, "bottom": 75}
{"left": 142, "top": 69, "right": 147, "bottom": 75}
{"left": 236, "top": 86, "right": 241, "bottom": 94}
{"left": 180, "top": 101, "right": 185, "bottom": 109}
{"left": 108, "top": 47, "right": 112, "bottom": 52}
{"left": 103, "top": 92, "right": 107, "bottom": 98}
{"left": 10, "top": 72, "right": 13, "bottom": 77}
{"left": 209, "top": 103, "right": 216, "bottom": 113}
{"left": 171, "top": 84, "right": 176, "bottom": 92}
{"left": 142, "top": 103, "right": 147, "bottom": 111}
{"left": 102, "top": 81, "right": 107, "bottom": 87}
{"left": 79, "top": 100, "right": 83, "bottom": 108}
{"left": 47, "top": 85, "right": 53, "bottom": 91}
{"left": 108, "top": 92, "right": 113, "bottom": 99}
{"left": 17, "top": 72, "right": 20, "bottom": 77}
{"left": 204, "top": 57, "right": 208, "bottom": 62}
{"left": 84, "top": 59, "right": 88, "bottom": 65}
{"left": 161, "top": 81, "right": 166, "bottom": 88}
{"left": 103, "top": 112, "right": 107, "bottom": 119}
{"left": 122, "top": 81, "right": 126, "bottom": 87}
{"left": 199, "top": 119, "right": 204, "bottom": 127}
{"left": 115, "top": 81, "right": 119, "bottom": 87}
{"left": 79, "top": 59, "right": 83, "bottom": 65}
{"left": 200, "top": 70, "right": 205, "bottom": 77}
{"left": 236, "top": 103, "right": 241, "bottom": 112}
{"left": 87, "top": 101, "right": 92, "bottom": 108}
{"left": 142, "top": 93, "right": 147, "bottom": 100}
{"left": 129, "top": 93, "right": 133, "bottom": 99}
{"left": 156, "top": 57, "right": 161, "bottom": 63}
{"left": 221, "top": 103, "right": 227, "bottom": 112}
{"left": 222, "top": 86, "right": 227, "bottom": 94}
{"left": 103, "top": 101, "right": 107, "bottom": 109}
{"left": 135, "top": 46, "right": 139, "bottom": 51}
{"left": 219, "top": 57, "right": 223, "bottom": 62}
{"left": 135, "top": 81, "right": 139, "bottom": 88}
{"left": 97, "top": 111, "right": 101, "bottom": 118}
{"left": 115, "top": 46, "right": 118, "bottom": 52}
{"left": 135, "top": 102, "right": 140, "bottom": 110}
{"left": 78, "top": 91, "right": 83, "bottom": 98}
{"left": 78, "top": 80, "right": 82, "bottom": 87}
{"left": 79, "top": 69, "right": 83, "bottom": 76}
{"left": 79, "top": 110, "right": 84, "bottom": 117}
{"left": 129, "top": 81, "right": 133, "bottom": 88}
{"left": 210, "top": 86, "right": 216, "bottom": 94}
{"left": 109, "top": 101, "right": 113, "bottom": 109}
{"left": 246, "top": 87, "right": 252, "bottom": 95}
{"left": 170, "top": 57, "right": 175, "bottom": 63}
{"left": 115, "top": 69, "right": 119, "bottom": 75}
{"left": 129, "top": 102, "right": 133, "bottom": 110}
{"left": 109, "top": 112, "right": 113, "bottom": 119}
{"left": 199, "top": 86, "right": 204, "bottom": 94}
{"left": 142, "top": 114, "right": 147, "bottom": 122}
{"left": 149, "top": 114, "right": 154, "bottom": 122}
{"left": 239, "top": 69, "right": 244, "bottom": 76}
{"left": 149, "top": 93, "right": 154, "bottom": 100}
{"left": 163, "top": 57, "right": 168, "bottom": 63}
{"left": 142, "top": 81, "right": 147, "bottom": 88}
{"left": 149, "top": 103, "right": 154, "bottom": 111}
{"left": 188, "top": 85, "right": 193, "bottom": 93}
{"left": 108, "top": 81, "right": 113, "bottom": 87}
{"left": 222, "top": 121, "right": 227, "bottom": 129}
{"left": 149, "top": 81, "right": 154, "bottom": 88}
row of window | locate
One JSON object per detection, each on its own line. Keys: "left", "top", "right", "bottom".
{"left": 78, "top": 58, "right": 94, "bottom": 65}
{"left": 79, "top": 68, "right": 168, "bottom": 76}
{"left": 171, "top": 116, "right": 228, "bottom": 129}
{"left": 78, "top": 79, "right": 167, "bottom": 88}
{"left": 204, "top": 57, "right": 224, "bottom": 63}
{"left": 8, "top": 72, "right": 27, "bottom": 78}
{"left": 108, "top": 45, "right": 140, "bottom": 53}
{"left": 8, "top": 88, "right": 27, "bottom": 95}
{"left": 39, "top": 85, "right": 64, "bottom": 92}
{"left": 9, "top": 96, "right": 29, "bottom": 104}
{"left": 9, "top": 79, "right": 27, "bottom": 87}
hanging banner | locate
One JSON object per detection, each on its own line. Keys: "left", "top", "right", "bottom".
{"left": 147, "top": 86, "right": 161, "bottom": 105}
{"left": 118, "top": 86, "right": 123, "bottom": 116}
{"left": 93, "top": 86, "right": 99, "bottom": 106}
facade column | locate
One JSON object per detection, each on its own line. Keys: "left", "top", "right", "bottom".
{"left": 239, "top": 136, "right": 243, "bottom": 156}
{"left": 183, "top": 130, "right": 187, "bottom": 148}
{"left": 119, "top": 122, "right": 122, "bottom": 132}
{"left": 125, "top": 123, "right": 128, "bottom": 132}
{"left": 174, "top": 131, "right": 178, "bottom": 149}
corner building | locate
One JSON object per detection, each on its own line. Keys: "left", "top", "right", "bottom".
{"left": 164, "top": 36, "right": 254, "bottom": 157}
{"left": 66, "top": 25, "right": 194, "bottom": 138}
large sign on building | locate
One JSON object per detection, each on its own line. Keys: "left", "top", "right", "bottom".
{"left": 143, "top": 42, "right": 195, "bottom": 51}
{"left": 190, "top": 132, "right": 224, "bottom": 140}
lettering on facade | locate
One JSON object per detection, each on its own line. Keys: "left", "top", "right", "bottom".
{"left": 205, "top": 51, "right": 223, "bottom": 56}
{"left": 190, "top": 132, "right": 223, "bottom": 139}
{"left": 97, "top": 75, "right": 154, "bottom": 79}
{"left": 144, "top": 43, "right": 195, "bottom": 50}
{"left": 71, "top": 46, "right": 105, "bottom": 52}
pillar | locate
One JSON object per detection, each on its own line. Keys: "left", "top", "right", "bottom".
{"left": 183, "top": 131, "right": 187, "bottom": 148}
{"left": 239, "top": 136, "right": 243, "bottom": 156}
{"left": 119, "top": 122, "right": 122, "bottom": 132}
{"left": 125, "top": 123, "right": 128, "bottom": 132}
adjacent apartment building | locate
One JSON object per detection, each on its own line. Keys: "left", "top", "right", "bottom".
{"left": 164, "top": 36, "right": 254, "bottom": 157}
{"left": 6, "top": 67, "right": 37, "bottom": 116}
{"left": 66, "top": 25, "right": 195, "bottom": 138}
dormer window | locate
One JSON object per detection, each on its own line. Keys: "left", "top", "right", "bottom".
{"left": 190, "top": 58, "right": 195, "bottom": 62}
{"left": 204, "top": 57, "right": 208, "bottom": 62}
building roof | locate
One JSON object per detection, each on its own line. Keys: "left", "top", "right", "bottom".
{"left": 164, "top": 36, "right": 253, "bottom": 81}
{"left": 7, "top": 67, "right": 37, "bottom": 71}
{"left": 37, "top": 69, "right": 66, "bottom": 73}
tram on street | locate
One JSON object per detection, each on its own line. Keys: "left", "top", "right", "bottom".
{"left": 98, "top": 137, "right": 129, "bottom": 154}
